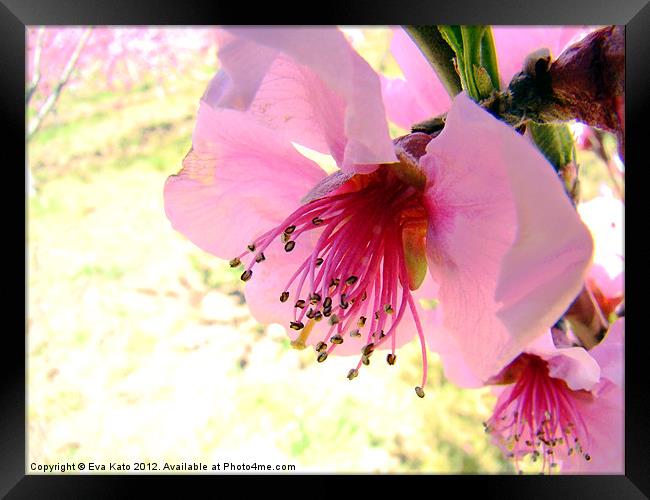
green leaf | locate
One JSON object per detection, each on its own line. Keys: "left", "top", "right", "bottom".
{"left": 528, "top": 122, "right": 576, "bottom": 171}
{"left": 472, "top": 65, "right": 493, "bottom": 100}
{"left": 460, "top": 26, "right": 487, "bottom": 100}
{"left": 438, "top": 26, "right": 500, "bottom": 102}
{"left": 480, "top": 28, "right": 501, "bottom": 92}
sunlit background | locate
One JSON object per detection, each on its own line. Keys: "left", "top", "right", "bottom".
{"left": 27, "top": 26, "right": 622, "bottom": 473}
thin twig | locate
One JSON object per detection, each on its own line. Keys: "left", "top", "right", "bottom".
{"left": 26, "top": 26, "right": 45, "bottom": 105}
{"left": 27, "top": 28, "right": 92, "bottom": 140}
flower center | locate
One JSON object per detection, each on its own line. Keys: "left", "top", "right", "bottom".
{"left": 231, "top": 156, "right": 431, "bottom": 397}
{"left": 484, "top": 353, "right": 594, "bottom": 473}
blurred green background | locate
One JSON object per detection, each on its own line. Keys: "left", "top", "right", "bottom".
{"left": 27, "top": 27, "right": 617, "bottom": 474}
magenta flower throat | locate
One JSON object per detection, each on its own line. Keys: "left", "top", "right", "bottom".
{"left": 228, "top": 135, "right": 433, "bottom": 396}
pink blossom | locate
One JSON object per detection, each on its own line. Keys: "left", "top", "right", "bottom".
{"left": 382, "top": 26, "right": 597, "bottom": 130}
{"left": 577, "top": 193, "right": 624, "bottom": 305}
{"left": 484, "top": 318, "right": 623, "bottom": 473}
{"left": 165, "top": 28, "right": 592, "bottom": 394}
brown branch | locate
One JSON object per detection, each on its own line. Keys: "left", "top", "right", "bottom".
{"left": 486, "top": 26, "right": 625, "bottom": 157}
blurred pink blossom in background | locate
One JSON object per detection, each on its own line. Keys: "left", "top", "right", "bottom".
{"left": 27, "top": 27, "right": 218, "bottom": 105}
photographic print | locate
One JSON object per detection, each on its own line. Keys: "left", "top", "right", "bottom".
{"left": 24, "top": 24, "right": 626, "bottom": 480}
{"left": 10, "top": 6, "right": 636, "bottom": 492}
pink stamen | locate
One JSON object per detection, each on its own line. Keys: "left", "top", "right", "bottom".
{"left": 484, "top": 354, "right": 594, "bottom": 473}
{"left": 232, "top": 165, "right": 430, "bottom": 395}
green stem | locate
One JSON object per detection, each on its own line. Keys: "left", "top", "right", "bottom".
{"left": 402, "top": 25, "right": 462, "bottom": 98}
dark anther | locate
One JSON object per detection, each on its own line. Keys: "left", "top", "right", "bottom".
{"left": 378, "top": 331, "right": 385, "bottom": 339}
{"left": 240, "top": 270, "right": 253, "bottom": 282}
{"left": 358, "top": 316, "right": 367, "bottom": 327}
{"left": 284, "top": 225, "right": 296, "bottom": 234}
{"left": 247, "top": 243, "right": 256, "bottom": 252}
{"left": 361, "top": 355, "right": 370, "bottom": 366}
{"left": 340, "top": 299, "right": 349, "bottom": 309}
{"left": 384, "top": 304, "right": 394, "bottom": 314}
{"left": 309, "top": 293, "right": 321, "bottom": 305}
{"left": 323, "top": 297, "right": 332, "bottom": 309}
{"left": 314, "top": 311, "right": 323, "bottom": 322}
{"left": 306, "top": 308, "right": 315, "bottom": 319}
{"left": 615, "top": 301, "right": 624, "bottom": 317}
{"left": 323, "top": 307, "right": 332, "bottom": 317}
{"left": 295, "top": 299, "right": 306, "bottom": 309}
{"left": 329, "top": 278, "right": 340, "bottom": 288}
{"left": 347, "top": 369, "right": 358, "bottom": 380}
{"left": 280, "top": 291, "right": 290, "bottom": 302}
{"left": 415, "top": 386, "right": 425, "bottom": 398}
{"left": 349, "top": 329, "right": 361, "bottom": 338}
{"left": 255, "top": 252, "right": 266, "bottom": 263}
{"left": 387, "top": 353, "right": 396, "bottom": 365}
{"left": 281, "top": 232, "right": 290, "bottom": 243}
{"left": 315, "top": 341, "right": 327, "bottom": 353}
{"left": 584, "top": 454, "right": 591, "bottom": 461}
{"left": 346, "top": 276, "right": 358, "bottom": 286}
{"left": 329, "top": 315, "right": 340, "bottom": 325}
{"left": 317, "top": 352, "right": 328, "bottom": 363}
{"left": 331, "top": 335, "right": 344, "bottom": 344}
{"left": 290, "top": 321, "right": 304, "bottom": 331}
{"left": 229, "top": 257, "right": 241, "bottom": 268}
{"left": 315, "top": 258, "right": 324, "bottom": 266}
{"left": 312, "top": 217, "right": 324, "bottom": 226}
{"left": 374, "top": 311, "right": 380, "bottom": 320}
{"left": 362, "top": 343, "right": 375, "bottom": 356}
{"left": 284, "top": 241, "right": 296, "bottom": 252}
{"left": 361, "top": 291, "right": 367, "bottom": 301}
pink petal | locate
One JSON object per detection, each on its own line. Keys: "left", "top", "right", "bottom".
{"left": 545, "top": 348, "right": 601, "bottom": 391}
{"left": 493, "top": 26, "right": 598, "bottom": 85}
{"left": 382, "top": 28, "right": 451, "bottom": 128}
{"left": 422, "top": 93, "right": 593, "bottom": 386}
{"left": 381, "top": 76, "right": 430, "bottom": 130}
{"left": 164, "top": 103, "right": 325, "bottom": 259}
{"left": 524, "top": 332, "right": 601, "bottom": 391}
{"left": 211, "top": 27, "right": 396, "bottom": 173}
{"left": 206, "top": 54, "right": 347, "bottom": 169}
{"left": 204, "top": 30, "right": 278, "bottom": 111}
{"left": 589, "top": 318, "right": 624, "bottom": 388}
{"left": 559, "top": 379, "right": 624, "bottom": 473}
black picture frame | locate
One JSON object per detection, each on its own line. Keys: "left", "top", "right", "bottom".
{"left": 5, "top": 0, "right": 648, "bottom": 497}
